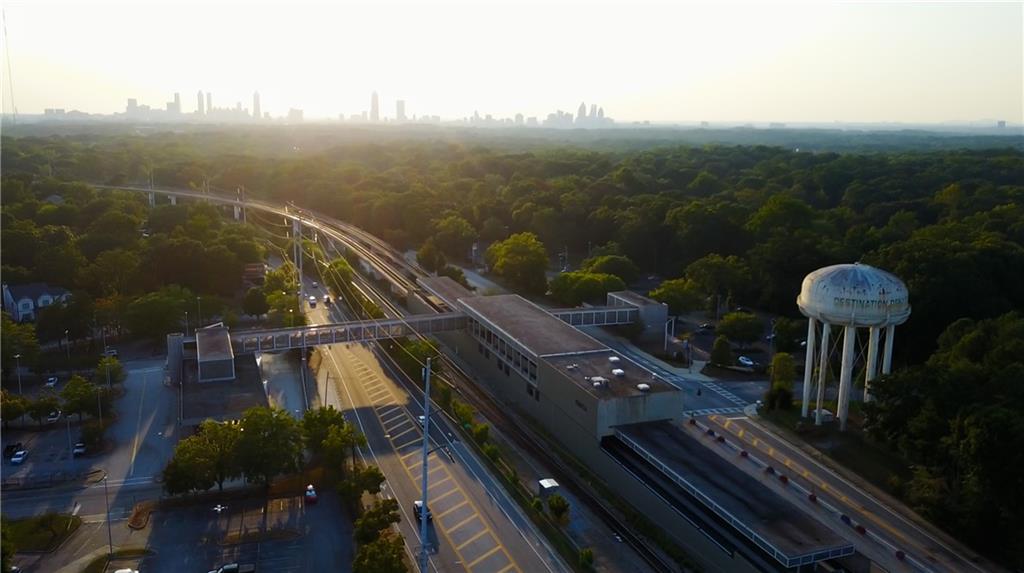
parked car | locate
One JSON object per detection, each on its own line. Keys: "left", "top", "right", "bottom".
{"left": 311, "top": 281, "right": 319, "bottom": 289}
{"left": 417, "top": 415, "right": 426, "bottom": 428}
{"left": 304, "top": 484, "right": 318, "bottom": 504}
{"left": 103, "top": 346, "right": 118, "bottom": 358}
{"left": 308, "top": 295, "right": 317, "bottom": 308}
{"left": 73, "top": 442, "right": 87, "bottom": 456}
{"left": 699, "top": 323, "right": 715, "bottom": 331}
{"left": 45, "top": 376, "right": 59, "bottom": 388}
{"left": 4, "top": 443, "right": 24, "bottom": 459}
{"left": 46, "top": 410, "right": 62, "bottom": 423}
{"left": 737, "top": 356, "right": 755, "bottom": 368}
{"left": 323, "top": 295, "right": 331, "bottom": 306}
{"left": 10, "top": 449, "right": 28, "bottom": 465}
{"left": 207, "top": 564, "right": 255, "bottom": 573}
{"left": 413, "top": 500, "right": 432, "bottom": 522}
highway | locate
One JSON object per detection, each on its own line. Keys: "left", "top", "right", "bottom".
{"left": 96, "top": 182, "right": 996, "bottom": 573}
{"left": 304, "top": 277, "right": 566, "bottom": 573}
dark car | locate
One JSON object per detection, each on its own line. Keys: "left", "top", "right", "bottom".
{"left": 4, "top": 443, "right": 24, "bottom": 460}
{"left": 304, "top": 484, "right": 318, "bottom": 504}
{"left": 699, "top": 323, "right": 715, "bottom": 331}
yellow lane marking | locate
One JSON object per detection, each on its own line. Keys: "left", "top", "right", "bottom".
{"left": 466, "top": 545, "right": 502, "bottom": 567}
{"left": 430, "top": 486, "right": 461, "bottom": 506}
{"left": 435, "top": 500, "right": 470, "bottom": 521}
{"left": 456, "top": 529, "right": 490, "bottom": 551}
{"left": 708, "top": 415, "right": 924, "bottom": 546}
{"left": 348, "top": 350, "right": 517, "bottom": 573}
{"left": 495, "top": 564, "right": 517, "bottom": 573}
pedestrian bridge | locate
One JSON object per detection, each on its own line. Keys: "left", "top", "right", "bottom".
{"left": 226, "top": 312, "right": 468, "bottom": 353}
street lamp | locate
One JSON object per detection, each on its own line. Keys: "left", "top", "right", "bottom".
{"left": 13, "top": 353, "right": 22, "bottom": 395}
{"left": 102, "top": 474, "right": 113, "bottom": 556}
{"left": 64, "top": 329, "right": 71, "bottom": 361}
{"left": 196, "top": 297, "right": 202, "bottom": 331}
{"left": 184, "top": 310, "right": 189, "bottom": 337}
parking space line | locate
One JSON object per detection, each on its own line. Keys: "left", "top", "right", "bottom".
{"left": 455, "top": 529, "right": 490, "bottom": 551}
{"left": 388, "top": 426, "right": 418, "bottom": 442}
{"left": 435, "top": 499, "right": 470, "bottom": 520}
{"left": 466, "top": 544, "right": 502, "bottom": 566}
{"left": 430, "top": 486, "right": 461, "bottom": 506}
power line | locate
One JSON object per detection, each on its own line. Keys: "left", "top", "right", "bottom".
{"left": 3, "top": 9, "right": 18, "bottom": 123}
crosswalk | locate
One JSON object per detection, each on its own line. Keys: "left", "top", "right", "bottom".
{"left": 684, "top": 407, "right": 744, "bottom": 417}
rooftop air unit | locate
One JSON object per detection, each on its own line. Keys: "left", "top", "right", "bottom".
{"left": 612, "top": 368, "right": 625, "bottom": 377}
{"left": 636, "top": 383, "right": 651, "bottom": 392}
{"left": 591, "top": 376, "right": 608, "bottom": 388}
{"left": 608, "top": 356, "right": 621, "bottom": 364}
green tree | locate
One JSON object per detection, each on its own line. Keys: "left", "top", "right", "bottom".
{"left": 302, "top": 405, "right": 347, "bottom": 455}
{"left": 580, "top": 254, "right": 639, "bottom": 283}
{"left": 60, "top": 375, "right": 97, "bottom": 421}
{"left": 769, "top": 353, "right": 797, "bottom": 392}
{"left": 27, "top": 395, "right": 60, "bottom": 427}
{"left": 353, "top": 534, "right": 407, "bottom": 573}
{"left": 549, "top": 272, "right": 626, "bottom": 306}
{"left": 547, "top": 494, "right": 570, "bottom": 524}
{"left": 710, "top": 336, "right": 732, "bottom": 367}
{"left": 2, "top": 312, "right": 40, "bottom": 380}
{"left": 242, "top": 287, "right": 270, "bottom": 318}
{"left": 417, "top": 237, "right": 447, "bottom": 274}
{"left": 81, "top": 249, "right": 140, "bottom": 296}
{"left": 163, "top": 434, "right": 216, "bottom": 495}
{"left": 648, "top": 278, "right": 703, "bottom": 315}
{"left": 237, "top": 406, "right": 304, "bottom": 486}
{"left": 1, "top": 391, "right": 28, "bottom": 428}
{"left": 197, "top": 419, "right": 242, "bottom": 491}
{"left": 323, "top": 422, "right": 367, "bottom": 473}
{"left": 472, "top": 423, "right": 490, "bottom": 445}
{"left": 337, "top": 464, "right": 387, "bottom": 505}
{"left": 125, "top": 286, "right": 192, "bottom": 342}
{"left": 718, "top": 311, "right": 762, "bottom": 347}
{"left": 486, "top": 232, "right": 548, "bottom": 294}
{"left": 579, "top": 547, "right": 595, "bottom": 570}
{"left": 771, "top": 317, "right": 805, "bottom": 354}
{"left": 2, "top": 516, "right": 15, "bottom": 573}
{"left": 93, "top": 356, "right": 126, "bottom": 386}
{"left": 433, "top": 214, "right": 478, "bottom": 259}
{"left": 438, "top": 265, "right": 471, "bottom": 289}
{"left": 355, "top": 498, "right": 401, "bottom": 544}
{"left": 684, "top": 253, "right": 749, "bottom": 301}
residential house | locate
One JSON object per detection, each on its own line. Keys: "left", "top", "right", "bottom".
{"left": 2, "top": 283, "right": 71, "bottom": 322}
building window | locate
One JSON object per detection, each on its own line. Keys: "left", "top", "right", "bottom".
{"left": 527, "top": 384, "right": 534, "bottom": 397}
{"left": 535, "top": 389, "right": 540, "bottom": 402}
{"left": 529, "top": 361, "right": 537, "bottom": 381}
{"left": 504, "top": 363, "right": 510, "bottom": 376}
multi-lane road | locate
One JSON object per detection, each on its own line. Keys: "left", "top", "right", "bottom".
{"left": 304, "top": 278, "right": 566, "bottom": 573}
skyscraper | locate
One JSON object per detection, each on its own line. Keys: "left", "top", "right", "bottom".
{"left": 370, "top": 91, "right": 380, "bottom": 122}
{"left": 173, "top": 93, "right": 181, "bottom": 114}
{"left": 206, "top": 92, "right": 212, "bottom": 113}
{"left": 396, "top": 99, "right": 406, "bottom": 122}
{"left": 577, "top": 102, "right": 587, "bottom": 123}
{"left": 253, "top": 92, "right": 261, "bottom": 120}
{"left": 197, "top": 91, "right": 205, "bottom": 115}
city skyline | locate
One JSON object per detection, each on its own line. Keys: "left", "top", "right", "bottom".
{"left": 2, "top": 1, "right": 1020, "bottom": 124}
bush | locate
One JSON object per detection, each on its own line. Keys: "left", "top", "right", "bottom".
{"left": 579, "top": 547, "right": 595, "bottom": 569}
{"left": 472, "top": 423, "right": 490, "bottom": 445}
{"left": 547, "top": 494, "right": 570, "bottom": 524}
{"left": 452, "top": 400, "right": 474, "bottom": 427}
{"left": 482, "top": 443, "right": 500, "bottom": 463}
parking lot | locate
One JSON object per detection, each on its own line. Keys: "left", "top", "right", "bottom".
{"left": 140, "top": 490, "right": 353, "bottom": 573}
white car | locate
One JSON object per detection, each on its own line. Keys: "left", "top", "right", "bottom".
{"left": 10, "top": 449, "right": 27, "bottom": 465}
{"left": 417, "top": 415, "right": 426, "bottom": 428}
{"left": 308, "top": 295, "right": 317, "bottom": 308}
{"left": 45, "top": 376, "right": 58, "bottom": 388}
{"left": 46, "top": 410, "right": 62, "bottom": 423}
{"left": 311, "top": 281, "right": 319, "bottom": 289}
{"left": 737, "top": 356, "right": 755, "bottom": 367}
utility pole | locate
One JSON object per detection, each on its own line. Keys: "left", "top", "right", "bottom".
{"left": 103, "top": 474, "right": 113, "bottom": 556}
{"left": 418, "top": 358, "right": 433, "bottom": 573}
{"left": 14, "top": 353, "right": 22, "bottom": 395}
{"left": 293, "top": 217, "right": 303, "bottom": 311}
{"left": 323, "top": 372, "right": 330, "bottom": 408}
{"left": 196, "top": 297, "right": 202, "bottom": 331}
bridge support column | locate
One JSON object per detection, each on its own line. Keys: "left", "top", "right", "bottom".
{"left": 882, "top": 324, "right": 895, "bottom": 375}
{"left": 170, "top": 195, "right": 177, "bottom": 206}
{"left": 233, "top": 205, "right": 241, "bottom": 221}
{"left": 148, "top": 192, "right": 156, "bottom": 207}
{"left": 801, "top": 318, "right": 816, "bottom": 418}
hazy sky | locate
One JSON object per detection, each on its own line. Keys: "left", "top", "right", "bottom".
{"left": 2, "top": 0, "right": 1021, "bottom": 123}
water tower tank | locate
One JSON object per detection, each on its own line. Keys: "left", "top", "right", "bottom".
{"left": 797, "top": 263, "right": 910, "bottom": 327}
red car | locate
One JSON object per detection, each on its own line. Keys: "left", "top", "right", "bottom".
{"left": 304, "top": 484, "right": 318, "bottom": 504}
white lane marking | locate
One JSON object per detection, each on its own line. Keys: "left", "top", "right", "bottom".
{"left": 129, "top": 371, "right": 149, "bottom": 477}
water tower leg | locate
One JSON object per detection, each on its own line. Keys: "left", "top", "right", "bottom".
{"left": 815, "top": 323, "right": 831, "bottom": 425}
{"left": 801, "top": 318, "right": 816, "bottom": 418}
{"left": 882, "top": 324, "right": 895, "bottom": 375}
{"left": 837, "top": 325, "right": 856, "bottom": 431}
{"left": 864, "top": 326, "right": 880, "bottom": 402}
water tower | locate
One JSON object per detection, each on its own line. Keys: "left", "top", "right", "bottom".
{"left": 797, "top": 263, "right": 910, "bottom": 430}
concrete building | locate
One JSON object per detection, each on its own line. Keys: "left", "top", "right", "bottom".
{"left": 253, "top": 91, "right": 261, "bottom": 120}
{"left": 370, "top": 91, "right": 380, "bottom": 122}
{"left": 2, "top": 283, "right": 71, "bottom": 322}
{"left": 197, "top": 90, "right": 205, "bottom": 115}
{"left": 395, "top": 99, "right": 406, "bottom": 122}
{"left": 196, "top": 325, "right": 236, "bottom": 382}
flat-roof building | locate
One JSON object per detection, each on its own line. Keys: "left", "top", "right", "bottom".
{"left": 196, "top": 326, "right": 236, "bottom": 382}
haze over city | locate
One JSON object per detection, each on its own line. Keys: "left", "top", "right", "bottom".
{"left": 2, "top": 0, "right": 1021, "bottom": 124}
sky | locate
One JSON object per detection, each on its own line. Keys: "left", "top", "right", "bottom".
{"left": 2, "top": 0, "right": 1021, "bottom": 123}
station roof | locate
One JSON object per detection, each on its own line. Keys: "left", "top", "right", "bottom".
{"left": 459, "top": 294, "right": 606, "bottom": 357}
{"left": 196, "top": 326, "right": 234, "bottom": 362}
{"left": 607, "top": 290, "right": 663, "bottom": 308}
{"left": 418, "top": 276, "right": 476, "bottom": 308}
{"left": 545, "top": 350, "right": 677, "bottom": 399}
{"left": 616, "top": 421, "right": 852, "bottom": 563}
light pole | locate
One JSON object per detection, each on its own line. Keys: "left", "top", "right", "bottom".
{"left": 418, "top": 358, "right": 433, "bottom": 573}
{"left": 66, "top": 416, "right": 74, "bottom": 471}
{"left": 64, "top": 329, "right": 71, "bottom": 362}
{"left": 184, "top": 310, "right": 189, "bottom": 337}
{"left": 196, "top": 297, "right": 202, "bottom": 331}
{"left": 103, "top": 474, "right": 113, "bottom": 556}
{"left": 13, "top": 353, "right": 22, "bottom": 395}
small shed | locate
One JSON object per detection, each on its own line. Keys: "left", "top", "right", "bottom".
{"left": 196, "top": 326, "right": 235, "bottom": 382}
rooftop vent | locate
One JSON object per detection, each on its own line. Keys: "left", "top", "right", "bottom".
{"left": 566, "top": 364, "right": 579, "bottom": 370}
{"left": 591, "top": 376, "right": 608, "bottom": 387}
{"left": 612, "top": 368, "right": 625, "bottom": 377}
{"left": 608, "top": 356, "right": 621, "bottom": 364}
{"left": 636, "top": 383, "right": 651, "bottom": 392}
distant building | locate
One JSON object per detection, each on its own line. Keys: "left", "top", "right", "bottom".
{"left": 2, "top": 283, "right": 71, "bottom": 322}
{"left": 126, "top": 98, "right": 138, "bottom": 115}
{"left": 515, "top": 113, "right": 524, "bottom": 126}
{"left": 43, "top": 109, "right": 66, "bottom": 118}
{"left": 206, "top": 92, "right": 212, "bottom": 114}
{"left": 577, "top": 102, "right": 587, "bottom": 123}
{"left": 769, "top": 122, "right": 786, "bottom": 129}
{"left": 370, "top": 91, "right": 380, "bottom": 122}
{"left": 253, "top": 92, "right": 261, "bottom": 120}
{"left": 396, "top": 99, "right": 406, "bottom": 122}
{"left": 197, "top": 91, "right": 205, "bottom": 115}
{"left": 287, "top": 108, "right": 303, "bottom": 122}
{"left": 997, "top": 120, "right": 1006, "bottom": 129}
{"left": 527, "top": 116, "right": 538, "bottom": 126}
